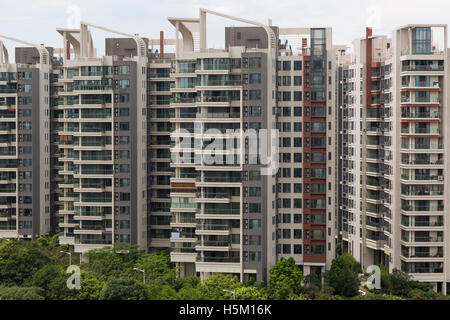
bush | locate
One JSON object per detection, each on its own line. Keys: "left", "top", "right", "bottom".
{"left": 324, "top": 254, "right": 360, "bottom": 297}
{"left": 0, "top": 286, "right": 44, "bottom": 300}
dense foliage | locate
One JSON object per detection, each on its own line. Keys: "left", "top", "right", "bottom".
{"left": 0, "top": 235, "right": 447, "bottom": 300}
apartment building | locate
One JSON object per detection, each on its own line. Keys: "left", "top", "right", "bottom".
{"left": 0, "top": 38, "right": 52, "bottom": 240}
{"left": 340, "top": 25, "right": 450, "bottom": 293}
{"left": 147, "top": 49, "right": 175, "bottom": 250}
{"left": 3, "top": 11, "right": 449, "bottom": 290}
{"left": 168, "top": 9, "right": 338, "bottom": 282}
{"left": 54, "top": 25, "right": 148, "bottom": 253}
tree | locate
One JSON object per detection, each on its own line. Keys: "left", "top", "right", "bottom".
{"left": 75, "top": 271, "right": 105, "bottom": 300}
{"left": 200, "top": 274, "right": 242, "bottom": 300}
{"left": 135, "top": 251, "right": 177, "bottom": 287}
{"left": 31, "top": 264, "right": 73, "bottom": 300}
{"left": 269, "top": 258, "right": 303, "bottom": 296}
{"left": 0, "top": 286, "right": 44, "bottom": 300}
{"left": 0, "top": 240, "right": 51, "bottom": 287}
{"left": 378, "top": 264, "right": 390, "bottom": 293}
{"left": 234, "top": 286, "right": 268, "bottom": 300}
{"left": 324, "top": 254, "right": 360, "bottom": 297}
{"left": 388, "top": 268, "right": 411, "bottom": 296}
{"left": 83, "top": 245, "right": 142, "bottom": 281}
{"left": 100, "top": 278, "right": 149, "bottom": 300}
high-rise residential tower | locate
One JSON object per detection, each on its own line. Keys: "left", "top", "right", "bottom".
{"left": 0, "top": 37, "right": 52, "bottom": 240}
{"left": 340, "top": 24, "right": 450, "bottom": 293}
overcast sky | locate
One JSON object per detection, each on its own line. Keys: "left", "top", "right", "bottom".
{"left": 1, "top": 0, "right": 449, "bottom": 56}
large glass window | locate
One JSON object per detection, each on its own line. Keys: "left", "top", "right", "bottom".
{"left": 413, "top": 27, "right": 431, "bottom": 54}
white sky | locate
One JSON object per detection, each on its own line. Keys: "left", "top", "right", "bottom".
{"left": 0, "top": 0, "right": 449, "bottom": 57}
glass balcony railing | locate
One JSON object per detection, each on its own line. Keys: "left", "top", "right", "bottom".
{"left": 401, "top": 112, "right": 440, "bottom": 119}
{"left": 196, "top": 224, "right": 231, "bottom": 231}
{"left": 402, "top": 65, "right": 444, "bottom": 72}
{"left": 198, "top": 257, "right": 240, "bottom": 263}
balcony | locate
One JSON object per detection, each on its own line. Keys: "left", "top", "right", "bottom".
{"left": 402, "top": 65, "right": 444, "bottom": 72}
{"left": 196, "top": 193, "right": 232, "bottom": 204}
{"left": 401, "top": 112, "right": 440, "bottom": 119}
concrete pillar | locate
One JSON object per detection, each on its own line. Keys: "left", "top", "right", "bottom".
{"left": 199, "top": 9, "right": 207, "bottom": 51}
{"left": 303, "top": 265, "right": 311, "bottom": 277}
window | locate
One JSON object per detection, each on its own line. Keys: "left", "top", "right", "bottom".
{"left": 283, "top": 183, "right": 291, "bottom": 193}
{"left": 249, "top": 187, "right": 261, "bottom": 197}
{"left": 120, "top": 193, "right": 130, "bottom": 201}
{"left": 294, "top": 153, "right": 302, "bottom": 163}
{"left": 249, "top": 203, "right": 261, "bottom": 213}
{"left": 119, "top": 79, "right": 130, "bottom": 89}
{"left": 282, "top": 214, "right": 291, "bottom": 223}
{"left": 294, "top": 138, "right": 302, "bottom": 147}
{"left": 294, "top": 229, "right": 302, "bottom": 239}
{"left": 282, "top": 76, "right": 291, "bottom": 86}
{"left": 23, "top": 221, "right": 32, "bottom": 229}
{"left": 22, "top": 146, "right": 32, "bottom": 154}
{"left": 294, "top": 76, "right": 302, "bottom": 86}
{"left": 23, "top": 84, "right": 32, "bottom": 93}
{"left": 282, "top": 122, "right": 291, "bottom": 132}
{"left": 282, "top": 91, "right": 291, "bottom": 101}
{"left": 294, "top": 199, "right": 302, "bottom": 209}
{"left": 249, "top": 251, "right": 261, "bottom": 262}
{"left": 283, "top": 229, "right": 291, "bottom": 239}
{"left": 119, "top": 65, "right": 130, "bottom": 74}
{"left": 294, "top": 91, "right": 302, "bottom": 101}
{"left": 294, "top": 244, "right": 302, "bottom": 254}
{"left": 23, "top": 109, "right": 32, "bottom": 117}
{"left": 249, "top": 73, "right": 261, "bottom": 84}
{"left": 413, "top": 27, "right": 431, "bottom": 54}
{"left": 119, "top": 206, "right": 130, "bottom": 215}
{"left": 294, "top": 107, "right": 302, "bottom": 116}
{"left": 119, "top": 136, "right": 130, "bottom": 145}
{"left": 249, "top": 171, "right": 261, "bottom": 181}
{"left": 119, "top": 178, "right": 130, "bottom": 187}
{"left": 22, "top": 97, "right": 32, "bottom": 105}
{"left": 119, "top": 94, "right": 130, "bottom": 103}
{"left": 22, "top": 122, "right": 32, "bottom": 130}
{"left": 248, "top": 57, "right": 262, "bottom": 69}
{"left": 120, "top": 220, "right": 130, "bottom": 229}
{"left": 119, "top": 150, "right": 130, "bottom": 159}
{"left": 294, "top": 168, "right": 302, "bottom": 178}
{"left": 283, "top": 61, "right": 291, "bottom": 71}
{"left": 119, "top": 108, "right": 129, "bottom": 117}
{"left": 282, "top": 244, "right": 291, "bottom": 254}
{"left": 282, "top": 168, "right": 291, "bottom": 178}
{"left": 119, "top": 234, "right": 130, "bottom": 243}
{"left": 249, "top": 219, "right": 261, "bottom": 229}
{"left": 119, "top": 164, "right": 130, "bottom": 173}
{"left": 294, "top": 183, "right": 302, "bottom": 193}
{"left": 294, "top": 122, "right": 302, "bottom": 132}
{"left": 119, "top": 122, "right": 129, "bottom": 131}
{"left": 294, "top": 214, "right": 302, "bottom": 223}
{"left": 249, "top": 90, "right": 261, "bottom": 100}
{"left": 294, "top": 61, "right": 302, "bottom": 70}
{"left": 23, "top": 72, "right": 32, "bottom": 80}
{"left": 249, "top": 106, "right": 261, "bottom": 116}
